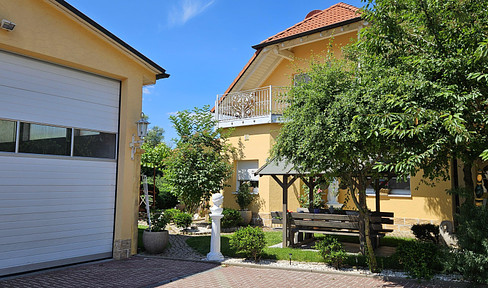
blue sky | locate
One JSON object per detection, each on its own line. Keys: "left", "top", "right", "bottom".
{"left": 68, "top": 0, "right": 364, "bottom": 144}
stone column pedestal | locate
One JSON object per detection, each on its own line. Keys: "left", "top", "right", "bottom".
{"left": 207, "top": 193, "right": 224, "bottom": 261}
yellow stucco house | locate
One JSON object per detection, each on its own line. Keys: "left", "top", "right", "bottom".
{"left": 214, "top": 2, "right": 456, "bottom": 236}
{"left": 0, "top": 0, "right": 167, "bottom": 276}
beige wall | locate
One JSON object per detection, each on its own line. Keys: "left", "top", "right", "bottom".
{"left": 0, "top": 0, "right": 159, "bottom": 256}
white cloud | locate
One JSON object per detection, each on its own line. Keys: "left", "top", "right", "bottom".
{"left": 143, "top": 86, "right": 155, "bottom": 95}
{"left": 168, "top": 0, "right": 215, "bottom": 27}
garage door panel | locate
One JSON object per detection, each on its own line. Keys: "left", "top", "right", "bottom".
{"left": 0, "top": 87, "right": 118, "bottom": 132}
{"left": 0, "top": 52, "right": 119, "bottom": 106}
{"left": 0, "top": 212, "right": 114, "bottom": 230}
{"left": 0, "top": 238, "right": 113, "bottom": 261}
{"left": 0, "top": 225, "right": 114, "bottom": 246}
{"left": 0, "top": 243, "right": 113, "bottom": 269}
{"left": 1, "top": 157, "right": 117, "bottom": 171}
{"left": 5, "top": 222, "right": 114, "bottom": 241}
{"left": 0, "top": 51, "right": 120, "bottom": 132}
{"left": 0, "top": 233, "right": 113, "bottom": 253}
{"left": 0, "top": 209, "right": 114, "bottom": 224}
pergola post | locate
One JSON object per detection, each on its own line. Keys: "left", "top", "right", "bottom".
{"left": 282, "top": 175, "right": 288, "bottom": 247}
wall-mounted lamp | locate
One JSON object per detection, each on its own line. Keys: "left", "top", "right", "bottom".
{"left": 1, "top": 19, "right": 16, "bottom": 31}
{"left": 129, "top": 112, "right": 150, "bottom": 160}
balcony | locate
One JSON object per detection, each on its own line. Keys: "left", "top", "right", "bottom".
{"left": 215, "top": 86, "right": 289, "bottom": 128}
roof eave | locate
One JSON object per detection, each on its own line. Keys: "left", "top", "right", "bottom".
{"left": 52, "top": 0, "right": 169, "bottom": 80}
{"left": 252, "top": 16, "right": 362, "bottom": 50}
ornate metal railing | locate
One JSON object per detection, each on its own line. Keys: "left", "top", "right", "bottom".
{"left": 215, "top": 86, "right": 289, "bottom": 126}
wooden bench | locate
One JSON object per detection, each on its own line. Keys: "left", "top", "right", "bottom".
{"left": 271, "top": 211, "right": 394, "bottom": 248}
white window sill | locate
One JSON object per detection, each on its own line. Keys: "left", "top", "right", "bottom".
{"left": 231, "top": 191, "right": 259, "bottom": 195}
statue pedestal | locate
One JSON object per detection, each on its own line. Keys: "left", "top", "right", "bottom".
{"left": 206, "top": 214, "right": 224, "bottom": 261}
{"left": 206, "top": 193, "right": 224, "bottom": 261}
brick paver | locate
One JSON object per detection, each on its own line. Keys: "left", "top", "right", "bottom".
{"left": 0, "top": 257, "right": 218, "bottom": 288}
{"left": 0, "top": 257, "right": 470, "bottom": 288}
{"left": 162, "top": 265, "right": 469, "bottom": 288}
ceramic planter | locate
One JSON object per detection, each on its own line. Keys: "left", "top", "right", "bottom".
{"left": 143, "top": 230, "right": 169, "bottom": 254}
{"left": 239, "top": 210, "right": 252, "bottom": 225}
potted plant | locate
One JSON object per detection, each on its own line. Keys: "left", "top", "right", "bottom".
{"left": 298, "top": 184, "right": 325, "bottom": 212}
{"left": 236, "top": 181, "right": 256, "bottom": 225}
{"left": 142, "top": 210, "right": 170, "bottom": 254}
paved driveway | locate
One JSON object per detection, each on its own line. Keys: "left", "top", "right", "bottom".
{"left": 1, "top": 257, "right": 469, "bottom": 288}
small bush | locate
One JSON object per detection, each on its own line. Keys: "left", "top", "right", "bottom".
{"left": 150, "top": 210, "right": 169, "bottom": 232}
{"left": 173, "top": 212, "right": 193, "bottom": 229}
{"left": 314, "top": 235, "right": 347, "bottom": 268}
{"left": 164, "top": 208, "right": 180, "bottom": 222}
{"left": 229, "top": 226, "right": 266, "bottom": 262}
{"left": 221, "top": 208, "right": 242, "bottom": 228}
{"left": 395, "top": 240, "right": 443, "bottom": 280}
{"left": 411, "top": 223, "right": 439, "bottom": 244}
{"left": 447, "top": 204, "right": 488, "bottom": 284}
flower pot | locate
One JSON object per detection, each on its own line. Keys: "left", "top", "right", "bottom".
{"left": 143, "top": 230, "right": 169, "bottom": 254}
{"left": 239, "top": 210, "right": 252, "bottom": 225}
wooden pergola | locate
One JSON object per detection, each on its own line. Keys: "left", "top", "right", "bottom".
{"left": 255, "top": 158, "right": 383, "bottom": 248}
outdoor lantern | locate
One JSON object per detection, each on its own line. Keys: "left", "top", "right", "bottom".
{"left": 136, "top": 112, "right": 150, "bottom": 139}
{"left": 130, "top": 112, "right": 150, "bottom": 160}
{"left": 475, "top": 170, "right": 484, "bottom": 199}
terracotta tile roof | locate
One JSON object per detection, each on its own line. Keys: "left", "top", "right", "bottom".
{"left": 257, "top": 2, "right": 360, "bottom": 47}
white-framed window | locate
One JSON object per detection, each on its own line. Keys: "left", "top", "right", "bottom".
{"left": 236, "top": 160, "right": 259, "bottom": 194}
{"left": 293, "top": 73, "right": 311, "bottom": 86}
{"left": 366, "top": 175, "right": 411, "bottom": 196}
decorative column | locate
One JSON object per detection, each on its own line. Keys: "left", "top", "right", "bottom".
{"left": 327, "top": 178, "right": 343, "bottom": 209}
{"left": 206, "top": 193, "right": 224, "bottom": 261}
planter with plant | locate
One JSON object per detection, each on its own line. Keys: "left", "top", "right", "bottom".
{"left": 236, "top": 181, "right": 256, "bottom": 225}
{"left": 143, "top": 210, "right": 170, "bottom": 254}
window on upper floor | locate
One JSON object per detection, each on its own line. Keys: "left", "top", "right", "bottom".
{"left": 293, "top": 73, "right": 311, "bottom": 86}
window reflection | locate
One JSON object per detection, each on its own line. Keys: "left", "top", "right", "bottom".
{"left": 19, "top": 123, "right": 71, "bottom": 156}
{"left": 74, "top": 129, "right": 116, "bottom": 159}
{"left": 0, "top": 120, "right": 16, "bottom": 152}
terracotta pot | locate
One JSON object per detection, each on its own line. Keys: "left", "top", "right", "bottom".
{"left": 239, "top": 210, "right": 252, "bottom": 225}
{"left": 143, "top": 230, "right": 169, "bottom": 254}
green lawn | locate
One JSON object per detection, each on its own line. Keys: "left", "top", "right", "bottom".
{"left": 185, "top": 230, "right": 405, "bottom": 269}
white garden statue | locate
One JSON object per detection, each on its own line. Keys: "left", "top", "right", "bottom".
{"left": 327, "top": 179, "right": 343, "bottom": 209}
{"left": 206, "top": 193, "right": 224, "bottom": 261}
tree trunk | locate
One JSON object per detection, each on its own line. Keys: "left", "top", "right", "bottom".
{"left": 363, "top": 210, "right": 378, "bottom": 272}
{"left": 463, "top": 161, "right": 474, "bottom": 204}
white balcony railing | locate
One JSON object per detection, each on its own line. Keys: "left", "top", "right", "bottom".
{"left": 215, "top": 86, "right": 289, "bottom": 128}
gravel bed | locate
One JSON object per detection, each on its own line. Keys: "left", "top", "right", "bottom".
{"left": 219, "top": 257, "right": 465, "bottom": 283}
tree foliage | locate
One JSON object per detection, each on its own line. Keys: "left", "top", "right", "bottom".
{"left": 164, "top": 106, "right": 234, "bottom": 214}
{"left": 357, "top": 0, "right": 488, "bottom": 194}
{"left": 272, "top": 57, "right": 394, "bottom": 272}
{"left": 144, "top": 125, "right": 165, "bottom": 148}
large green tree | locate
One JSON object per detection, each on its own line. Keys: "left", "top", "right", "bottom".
{"left": 357, "top": 0, "right": 488, "bottom": 200}
{"left": 164, "top": 106, "right": 234, "bottom": 214}
{"left": 272, "top": 57, "right": 396, "bottom": 272}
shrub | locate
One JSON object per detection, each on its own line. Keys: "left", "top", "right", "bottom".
{"left": 411, "top": 223, "right": 439, "bottom": 244}
{"left": 447, "top": 204, "right": 488, "bottom": 284}
{"left": 150, "top": 210, "right": 169, "bottom": 232}
{"left": 229, "top": 226, "right": 266, "bottom": 262}
{"left": 164, "top": 208, "right": 180, "bottom": 222}
{"left": 221, "top": 208, "right": 242, "bottom": 228}
{"left": 395, "top": 240, "right": 443, "bottom": 280}
{"left": 314, "top": 235, "right": 347, "bottom": 268}
{"left": 173, "top": 212, "right": 193, "bottom": 229}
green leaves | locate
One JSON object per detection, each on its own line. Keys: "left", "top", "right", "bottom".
{"left": 164, "top": 106, "right": 234, "bottom": 214}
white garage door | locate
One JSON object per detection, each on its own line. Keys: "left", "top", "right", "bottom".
{"left": 0, "top": 51, "right": 120, "bottom": 276}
